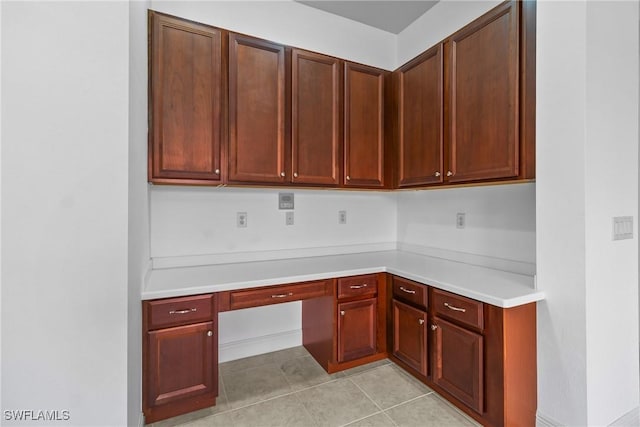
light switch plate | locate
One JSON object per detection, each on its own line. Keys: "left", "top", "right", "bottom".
{"left": 279, "top": 193, "right": 294, "bottom": 210}
{"left": 613, "top": 216, "right": 633, "bottom": 240}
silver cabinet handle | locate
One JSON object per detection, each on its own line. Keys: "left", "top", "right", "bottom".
{"left": 271, "top": 292, "right": 293, "bottom": 299}
{"left": 431, "top": 324, "right": 438, "bottom": 331}
{"left": 293, "top": 173, "right": 298, "bottom": 178}
{"left": 399, "top": 286, "right": 416, "bottom": 294}
{"left": 346, "top": 175, "right": 351, "bottom": 181}
{"left": 340, "top": 310, "right": 345, "bottom": 316}
{"left": 419, "top": 319, "right": 425, "bottom": 325}
{"left": 444, "top": 302, "right": 466, "bottom": 313}
{"left": 350, "top": 284, "right": 367, "bottom": 289}
{"left": 434, "top": 171, "right": 441, "bottom": 177}
{"left": 207, "top": 331, "right": 213, "bottom": 337}
{"left": 215, "top": 169, "right": 220, "bottom": 174}
{"left": 169, "top": 308, "right": 197, "bottom": 315}
{"left": 446, "top": 171, "right": 453, "bottom": 177}
{"left": 280, "top": 172, "right": 286, "bottom": 177}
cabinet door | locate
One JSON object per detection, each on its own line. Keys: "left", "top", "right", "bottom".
{"left": 393, "top": 300, "right": 428, "bottom": 376}
{"left": 432, "top": 317, "right": 483, "bottom": 413}
{"left": 446, "top": 0, "right": 519, "bottom": 182}
{"left": 397, "top": 44, "right": 443, "bottom": 187}
{"left": 344, "top": 63, "right": 385, "bottom": 187}
{"left": 292, "top": 49, "right": 341, "bottom": 185}
{"left": 149, "top": 12, "right": 223, "bottom": 183}
{"left": 229, "top": 34, "right": 286, "bottom": 183}
{"left": 337, "top": 298, "right": 377, "bottom": 362}
{"left": 147, "top": 321, "right": 217, "bottom": 408}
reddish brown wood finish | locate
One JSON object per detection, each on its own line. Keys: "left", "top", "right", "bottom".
{"left": 149, "top": 12, "right": 224, "bottom": 184}
{"left": 343, "top": 62, "right": 386, "bottom": 188}
{"left": 337, "top": 297, "right": 377, "bottom": 362}
{"left": 302, "top": 292, "right": 336, "bottom": 372}
{"left": 291, "top": 49, "right": 342, "bottom": 185}
{"left": 432, "top": 288, "right": 484, "bottom": 331}
{"left": 393, "top": 300, "right": 428, "bottom": 376}
{"left": 432, "top": 316, "right": 483, "bottom": 414}
{"left": 392, "top": 276, "right": 428, "bottom": 310}
{"left": 228, "top": 33, "right": 286, "bottom": 183}
{"left": 228, "top": 280, "right": 330, "bottom": 310}
{"left": 520, "top": 0, "right": 536, "bottom": 180}
{"left": 147, "top": 294, "right": 214, "bottom": 329}
{"left": 445, "top": 0, "right": 519, "bottom": 183}
{"left": 337, "top": 274, "right": 378, "bottom": 299}
{"left": 396, "top": 44, "right": 444, "bottom": 187}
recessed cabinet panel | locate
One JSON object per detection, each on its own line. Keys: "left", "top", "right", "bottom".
{"left": 393, "top": 300, "right": 428, "bottom": 376}
{"left": 150, "top": 12, "right": 223, "bottom": 183}
{"left": 337, "top": 298, "right": 377, "bottom": 362}
{"left": 292, "top": 49, "right": 341, "bottom": 185}
{"left": 447, "top": 0, "right": 519, "bottom": 182}
{"left": 344, "top": 63, "right": 385, "bottom": 187}
{"left": 397, "top": 44, "right": 443, "bottom": 187}
{"left": 229, "top": 34, "right": 286, "bottom": 183}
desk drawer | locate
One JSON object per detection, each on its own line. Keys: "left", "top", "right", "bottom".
{"left": 392, "top": 276, "right": 428, "bottom": 310}
{"left": 229, "top": 280, "right": 331, "bottom": 310}
{"left": 432, "top": 289, "right": 484, "bottom": 330}
{"left": 337, "top": 274, "right": 378, "bottom": 299}
{"left": 147, "top": 294, "right": 215, "bottom": 330}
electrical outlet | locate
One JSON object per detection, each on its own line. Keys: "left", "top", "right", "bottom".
{"left": 338, "top": 210, "right": 347, "bottom": 225}
{"left": 286, "top": 211, "right": 294, "bottom": 226}
{"left": 237, "top": 212, "right": 247, "bottom": 228}
{"left": 456, "top": 213, "right": 465, "bottom": 229}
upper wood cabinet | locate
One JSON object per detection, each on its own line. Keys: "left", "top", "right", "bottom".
{"left": 291, "top": 49, "right": 342, "bottom": 186}
{"left": 445, "top": 0, "right": 520, "bottom": 182}
{"left": 149, "top": 12, "right": 224, "bottom": 184}
{"left": 344, "top": 62, "right": 387, "bottom": 188}
{"left": 228, "top": 34, "right": 286, "bottom": 184}
{"left": 396, "top": 44, "right": 443, "bottom": 187}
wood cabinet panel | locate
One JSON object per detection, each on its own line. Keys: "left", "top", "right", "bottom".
{"left": 228, "top": 280, "right": 330, "bottom": 310}
{"left": 446, "top": 0, "right": 519, "bottom": 182}
{"left": 337, "top": 297, "right": 377, "bottom": 362}
{"left": 392, "top": 276, "right": 428, "bottom": 310}
{"left": 149, "top": 12, "right": 223, "bottom": 183}
{"left": 397, "top": 44, "right": 443, "bottom": 187}
{"left": 432, "top": 317, "right": 483, "bottom": 414}
{"left": 432, "top": 288, "right": 484, "bottom": 331}
{"left": 228, "top": 34, "right": 286, "bottom": 183}
{"left": 393, "top": 300, "right": 428, "bottom": 376}
{"left": 337, "top": 274, "right": 378, "bottom": 299}
{"left": 292, "top": 49, "right": 341, "bottom": 185}
{"left": 344, "top": 62, "right": 386, "bottom": 187}
{"left": 148, "top": 294, "right": 215, "bottom": 330}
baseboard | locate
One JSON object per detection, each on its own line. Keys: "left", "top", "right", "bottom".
{"left": 536, "top": 413, "right": 561, "bottom": 427}
{"left": 609, "top": 406, "right": 640, "bottom": 426}
{"left": 218, "top": 329, "right": 302, "bottom": 363}
{"left": 137, "top": 411, "right": 145, "bottom": 427}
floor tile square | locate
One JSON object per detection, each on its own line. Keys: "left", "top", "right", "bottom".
{"left": 385, "top": 394, "right": 479, "bottom": 426}
{"left": 280, "top": 355, "right": 343, "bottom": 390}
{"left": 344, "top": 412, "right": 396, "bottom": 427}
{"left": 222, "top": 363, "right": 292, "bottom": 409}
{"left": 351, "top": 364, "right": 430, "bottom": 409}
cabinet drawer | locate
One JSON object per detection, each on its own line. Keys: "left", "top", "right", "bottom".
{"left": 392, "top": 276, "right": 428, "bottom": 310}
{"left": 147, "top": 294, "right": 215, "bottom": 330}
{"left": 229, "top": 280, "right": 330, "bottom": 310}
{"left": 337, "top": 274, "right": 378, "bottom": 299}
{"left": 432, "top": 289, "right": 484, "bottom": 330}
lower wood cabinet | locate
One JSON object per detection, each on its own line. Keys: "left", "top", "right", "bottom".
{"left": 143, "top": 294, "right": 218, "bottom": 424}
{"left": 392, "top": 299, "right": 428, "bottom": 376}
{"left": 337, "top": 297, "right": 377, "bottom": 362}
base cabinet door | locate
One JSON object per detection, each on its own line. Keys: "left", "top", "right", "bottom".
{"left": 337, "top": 298, "right": 377, "bottom": 362}
{"left": 432, "top": 317, "right": 483, "bottom": 413}
{"left": 393, "top": 300, "right": 428, "bottom": 376}
{"left": 147, "top": 321, "right": 217, "bottom": 408}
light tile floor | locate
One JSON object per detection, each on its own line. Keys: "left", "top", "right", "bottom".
{"left": 151, "top": 347, "right": 481, "bottom": 427}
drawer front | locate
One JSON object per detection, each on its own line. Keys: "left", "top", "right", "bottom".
{"left": 147, "top": 294, "right": 215, "bottom": 330}
{"left": 337, "top": 274, "right": 378, "bottom": 299}
{"left": 392, "top": 276, "right": 428, "bottom": 310}
{"left": 229, "top": 280, "right": 330, "bottom": 310}
{"left": 432, "top": 289, "right": 484, "bottom": 330}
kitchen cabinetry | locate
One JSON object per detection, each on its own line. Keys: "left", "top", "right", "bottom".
{"left": 395, "top": 44, "right": 443, "bottom": 187}
{"left": 228, "top": 33, "right": 286, "bottom": 184}
{"left": 344, "top": 63, "right": 388, "bottom": 188}
{"left": 142, "top": 294, "right": 218, "bottom": 423}
{"left": 148, "top": 12, "right": 224, "bottom": 184}
{"left": 291, "top": 49, "right": 341, "bottom": 186}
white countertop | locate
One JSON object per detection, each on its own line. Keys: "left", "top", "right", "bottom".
{"left": 143, "top": 250, "right": 544, "bottom": 308}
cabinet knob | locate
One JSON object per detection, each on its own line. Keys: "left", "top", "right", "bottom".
{"left": 446, "top": 171, "right": 453, "bottom": 177}
{"left": 207, "top": 331, "right": 213, "bottom": 337}
{"left": 293, "top": 173, "right": 298, "bottom": 178}
{"left": 346, "top": 176, "right": 351, "bottom": 181}
{"left": 419, "top": 319, "right": 425, "bottom": 325}
{"left": 340, "top": 310, "right": 345, "bottom": 316}
{"left": 434, "top": 171, "right": 441, "bottom": 177}
{"left": 280, "top": 172, "right": 286, "bottom": 177}
{"left": 431, "top": 324, "right": 438, "bottom": 331}
{"left": 215, "top": 169, "right": 220, "bottom": 175}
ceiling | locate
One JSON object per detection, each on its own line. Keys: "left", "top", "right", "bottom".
{"left": 297, "top": 1, "right": 439, "bottom": 34}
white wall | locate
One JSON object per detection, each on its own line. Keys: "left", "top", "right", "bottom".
{"left": 128, "top": 1, "right": 151, "bottom": 426}
{"left": 537, "top": 1, "right": 639, "bottom": 425}
{"left": 1, "top": 2, "right": 130, "bottom": 426}
{"left": 150, "top": 0, "right": 396, "bottom": 70}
